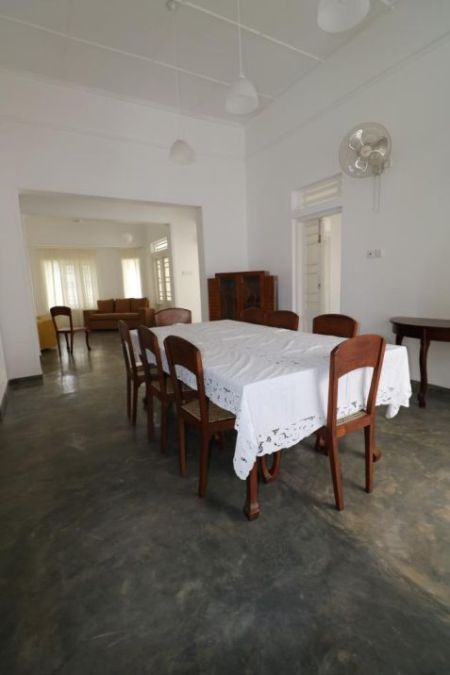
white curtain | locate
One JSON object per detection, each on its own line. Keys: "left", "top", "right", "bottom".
{"left": 121, "top": 257, "right": 142, "bottom": 298}
{"left": 37, "top": 249, "right": 99, "bottom": 323}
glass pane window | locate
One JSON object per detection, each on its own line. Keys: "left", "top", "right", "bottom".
{"left": 153, "top": 254, "right": 172, "bottom": 304}
{"left": 42, "top": 253, "right": 98, "bottom": 310}
{"left": 150, "top": 237, "right": 169, "bottom": 254}
{"left": 122, "top": 258, "right": 142, "bottom": 298}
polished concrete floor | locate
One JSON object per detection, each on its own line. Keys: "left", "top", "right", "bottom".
{"left": 0, "top": 332, "right": 449, "bottom": 675}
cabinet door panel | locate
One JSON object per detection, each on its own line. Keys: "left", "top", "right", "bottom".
{"left": 219, "top": 277, "right": 238, "bottom": 319}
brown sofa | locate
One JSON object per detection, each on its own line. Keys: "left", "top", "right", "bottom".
{"left": 83, "top": 298, "right": 155, "bottom": 330}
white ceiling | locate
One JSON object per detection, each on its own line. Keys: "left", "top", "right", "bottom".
{"left": 0, "top": 0, "right": 392, "bottom": 124}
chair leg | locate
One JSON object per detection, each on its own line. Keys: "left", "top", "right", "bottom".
{"left": 146, "top": 388, "right": 154, "bottom": 441}
{"left": 259, "top": 451, "right": 282, "bottom": 484}
{"left": 364, "top": 424, "right": 375, "bottom": 494}
{"left": 85, "top": 330, "right": 91, "bottom": 351}
{"left": 244, "top": 462, "right": 261, "bottom": 520}
{"left": 160, "top": 400, "right": 169, "bottom": 453}
{"left": 327, "top": 432, "right": 344, "bottom": 511}
{"left": 131, "top": 380, "right": 138, "bottom": 426}
{"left": 198, "top": 433, "right": 211, "bottom": 498}
{"left": 56, "top": 334, "right": 61, "bottom": 357}
{"left": 315, "top": 429, "right": 327, "bottom": 454}
{"left": 178, "top": 418, "right": 187, "bottom": 476}
{"left": 64, "top": 333, "right": 70, "bottom": 353}
{"left": 126, "top": 377, "right": 131, "bottom": 419}
{"left": 70, "top": 331, "right": 74, "bottom": 355}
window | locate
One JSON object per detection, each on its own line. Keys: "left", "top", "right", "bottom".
{"left": 122, "top": 258, "right": 142, "bottom": 298}
{"left": 151, "top": 237, "right": 172, "bottom": 305}
{"left": 150, "top": 238, "right": 169, "bottom": 254}
{"left": 41, "top": 251, "right": 98, "bottom": 310}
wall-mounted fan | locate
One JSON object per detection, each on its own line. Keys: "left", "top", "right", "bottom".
{"left": 339, "top": 122, "right": 392, "bottom": 211}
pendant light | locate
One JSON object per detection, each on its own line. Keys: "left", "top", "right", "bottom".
{"left": 226, "top": 0, "right": 259, "bottom": 115}
{"left": 167, "top": 0, "right": 195, "bottom": 165}
{"left": 317, "top": 0, "right": 370, "bottom": 34}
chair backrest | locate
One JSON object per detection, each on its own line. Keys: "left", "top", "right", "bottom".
{"left": 313, "top": 313, "right": 359, "bottom": 338}
{"left": 50, "top": 305, "right": 73, "bottom": 332}
{"left": 327, "top": 334, "right": 386, "bottom": 430}
{"left": 155, "top": 308, "right": 192, "bottom": 327}
{"left": 118, "top": 320, "right": 139, "bottom": 377}
{"left": 137, "top": 325, "right": 165, "bottom": 393}
{"left": 266, "top": 310, "right": 299, "bottom": 331}
{"left": 164, "top": 335, "right": 208, "bottom": 421}
{"left": 240, "top": 307, "right": 266, "bottom": 325}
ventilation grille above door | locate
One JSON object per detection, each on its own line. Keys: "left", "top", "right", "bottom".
{"left": 292, "top": 175, "right": 342, "bottom": 216}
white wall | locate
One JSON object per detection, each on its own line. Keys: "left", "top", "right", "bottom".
{"left": 145, "top": 212, "right": 203, "bottom": 322}
{"left": 0, "top": 72, "right": 246, "bottom": 379}
{"left": 246, "top": 1, "right": 450, "bottom": 388}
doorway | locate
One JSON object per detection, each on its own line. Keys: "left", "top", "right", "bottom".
{"left": 297, "top": 212, "right": 342, "bottom": 331}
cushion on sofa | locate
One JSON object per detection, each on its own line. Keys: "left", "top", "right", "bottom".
{"left": 97, "top": 299, "right": 114, "bottom": 312}
{"left": 130, "top": 298, "right": 148, "bottom": 311}
{"left": 115, "top": 298, "right": 131, "bottom": 312}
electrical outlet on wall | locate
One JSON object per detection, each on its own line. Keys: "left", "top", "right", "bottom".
{"left": 367, "top": 249, "right": 383, "bottom": 259}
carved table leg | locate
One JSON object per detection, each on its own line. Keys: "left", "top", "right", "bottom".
{"left": 244, "top": 463, "right": 260, "bottom": 520}
{"left": 418, "top": 331, "right": 430, "bottom": 408}
{"left": 259, "top": 451, "right": 281, "bottom": 483}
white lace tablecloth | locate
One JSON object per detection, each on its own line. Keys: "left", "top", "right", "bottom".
{"left": 131, "top": 320, "right": 411, "bottom": 480}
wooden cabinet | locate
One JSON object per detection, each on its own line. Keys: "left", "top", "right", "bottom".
{"left": 208, "top": 271, "right": 277, "bottom": 321}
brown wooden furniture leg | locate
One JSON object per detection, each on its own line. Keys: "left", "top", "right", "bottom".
{"left": 328, "top": 433, "right": 344, "bottom": 511}
{"left": 146, "top": 386, "right": 154, "bottom": 440}
{"left": 178, "top": 418, "right": 187, "bottom": 476}
{"left": 56, "top": 334, "right": 61, "bottom": 357}
{"left": 418, "top": 332, "right": 430, "bottom": 408}
{"left": 364, "top": 425, "right": 375, "bottom": 493}
{"left": 244, "top": 463, "right": 260, "bottom": 520}
{"left": 160, "top": 401, "right": 169, "bottom": 453}
{"left": 131, "top": 381, "right": 138, "bottom": 425}
{"left": 259, "top": 451, "right": 282, "bottom": 483}
{"left": 85, "top": 330, "right": 91, "bottom": 350}
{"left": 198, "top": 435, "right": 211, "bottom": 498}
{"left": 126, "top": 377, "right": 131, "bottom": 419}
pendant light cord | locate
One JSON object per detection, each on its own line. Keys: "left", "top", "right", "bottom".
{"left": 237, "top": 0, "right": 243, "bottom": 78}
{"left": 172, "top": 6, "right": 183, "bottom": 137}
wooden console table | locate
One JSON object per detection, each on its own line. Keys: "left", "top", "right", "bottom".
{"left": 390, "top": 317, "right": 450, "bottom": 408}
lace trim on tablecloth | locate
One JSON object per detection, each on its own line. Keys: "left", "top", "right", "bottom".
{"left": 232, "top": 385, "right": 410, "bottom": 480}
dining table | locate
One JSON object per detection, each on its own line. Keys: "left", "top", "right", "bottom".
{"left": 131, "top": 320, "right": 412, "bottom": 519}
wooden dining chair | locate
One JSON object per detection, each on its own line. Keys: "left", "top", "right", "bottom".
{"left": 266, "top": 310, "right": 299, "bottom": 331}
{"left": 164, "top": 335, "right": 236, "bottom": 497}
{"left": 312, "top": 313, "right": 359, "bottom": 338}
{"left": 318, "top": 334, "right": 386, "bottom": 511}
{"left": 240, "top": 307, "right": 266, "bottom": 325}
{"left": 50, "top": 306, "right": 91, "bottom": 356}
{"left": 155, "top": 308, "right": 192, "bottom": 326}
{"left": 138, "top": 326, "right": 194, "bottom": 452}
{"left": 118, "top": 320, "right": 145, "bottom": 426}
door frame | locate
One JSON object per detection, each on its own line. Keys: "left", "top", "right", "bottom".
{"left": 291, "top": 204, "right": 342, "bottom": 318}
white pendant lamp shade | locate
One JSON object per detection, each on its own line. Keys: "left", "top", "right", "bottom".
{"left": 317, "top": 0, "right": 370, "bottom": 33}
{"left": 226, "top": 75, "right": 259, "bottom": 115}
{"left": 169, "top": 138, "right": 195, "bottom": 165}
